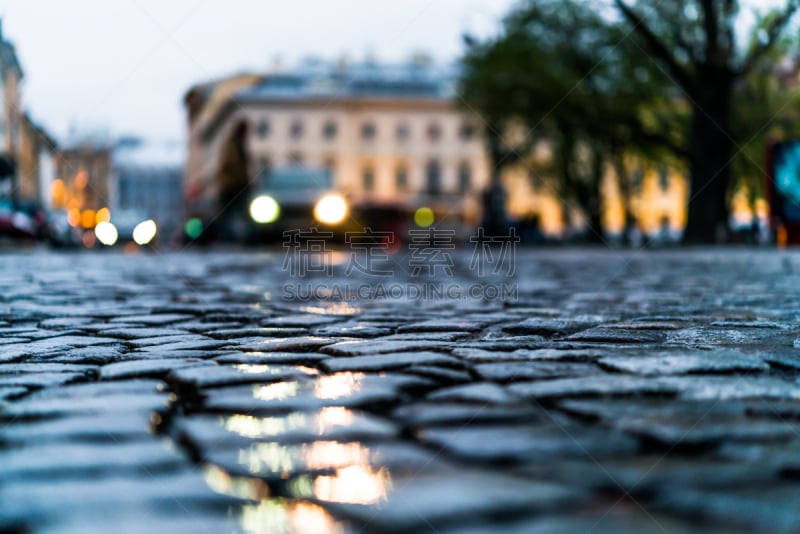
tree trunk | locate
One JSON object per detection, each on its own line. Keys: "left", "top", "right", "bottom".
{"left": 684, "top": 81, "right": 734, "bottom": 244}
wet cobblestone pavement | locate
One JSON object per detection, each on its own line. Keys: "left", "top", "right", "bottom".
{"left": 3, "top": 249, "right": 800, "bottom": 533}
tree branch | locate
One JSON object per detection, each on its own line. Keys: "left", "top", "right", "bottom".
{"left": 614, "top": 0, "right": 694, "bottom": 92}
{"left": 739, "top": 0, "right": 800, "bottom": 75}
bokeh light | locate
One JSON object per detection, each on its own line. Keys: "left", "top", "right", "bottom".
{"left": 95, "top": 207, "right": 111, "bottom": 224}
{"left": 132, "top": 219, "right": 158, "bottom": 246}
{"left": 94, "top": 221, "right": 118, "bottom": 246}
{"left": 250, "top": 195, "right": 280, "bottom": 224}
{"left": 80, "top": 210, "right": 96, "bottom": 229}
{"left": 185, "top": 218, "right": 203, "bottom": 239}
{"left": 414, "top": 206, "right": 435, "bottom": 227}
{"left": 314, "top": 194, "right": 348, "bottom": 225}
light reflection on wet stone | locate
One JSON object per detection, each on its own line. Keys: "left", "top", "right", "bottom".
{"left": 5, "top": 250, "right": 800, "bottom": 532}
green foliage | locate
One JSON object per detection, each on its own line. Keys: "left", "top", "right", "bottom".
{"left": 461, "top": 0, "right": 800, "bottom": 236}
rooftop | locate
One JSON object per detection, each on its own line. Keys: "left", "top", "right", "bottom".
{"left": 237, "top": 57, "right": 460, "bottom": 102}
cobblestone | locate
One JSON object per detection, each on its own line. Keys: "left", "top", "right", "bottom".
{"left": 3, "top": 249, "right": 800, "bottom": 532}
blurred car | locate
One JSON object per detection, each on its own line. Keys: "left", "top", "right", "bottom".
{"left": 247, "top": 165, "right": 349, "bottom": 240}
{"left": 45, "top": 210, "right": 82, "bottom": 247}
{"left": 0, "top": 200, "right": 41, "bottom": 239}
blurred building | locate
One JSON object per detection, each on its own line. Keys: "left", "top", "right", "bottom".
{"left": 0, "top": 19, "right": 61, "bottom": 214}
{"left": 110, "top": 137, "right": 184, "bottom": 239}
{"left": 52, "top": 134, "right": 113, "bottom": 227}
{"left": 18, "top": 113, "right": 57, "bottom": 207}
{"left": 183, "top": 58, "right": 489, "bottom": 225}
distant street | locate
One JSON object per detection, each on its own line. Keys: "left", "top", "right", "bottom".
{"left": 1, "top": 248, "right": 800, "bottom": 532}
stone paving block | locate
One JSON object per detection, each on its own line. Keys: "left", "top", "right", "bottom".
{"left": 318, "top": 471, "right": 579, "bottom": 532}
{"left": 203, "top": 373, "right": 435, "bottom": 414}
{"left": 718, "top": 439, "right": 800, "bottom": 472}
{"left": 0, "top": 386, "right": 26, "bottom": 401}
{"left": 509, "top": 375, "right": 679, "bottom": 399}
{"left": 321, "top": 339, "right": 452, "bottom": 356}
{"left": 167, "top": 364, "right": 316, "bottom": 389}
{"left": 314, "top": 324, "right": 394, "bottom": 337}
{"left": 0, "top": 363, "right": 98, "bottom": 374}
{"left": 321, "top": 351, "right": 462, "bottom": 373}
{"left": 420, "top": 424, "right": 639, "bottom": 463}
{"left": 0, "top": 470, "right": 242, "bottom": 530}
{"left": 662, "top": 375, "right": 800, "bottom": 401}
{"left": 393, "top": 401, "right": 548, "bottom": 428}
{"left": 427, "top": 382, "right": 521, "bottom": 404}
{"left": 503, "top": 317, "right": 601, "bottom": 336}
{"left": 656, "top": 486, "right": 800, "bottom": 531}
{"left": 1, "top": 413, "right": 155, "bottom": 444}
{"left": 43, "top": 345, "right": 131, "bottom": 364}
{"left": 92, "top": 327, "right": 191, "bottom": 340}
{"left": 397, "top": 319, "right": 485, "bottom": 333}
{"left": 126, "top": 333, "right": 214, "bottom": 348}
{"left": 0, "top": 371, "right": 87, "bottom": 388}
{"left": 136, "top": 339, "right": 231, "bottom": 352}
{"left": 474, "top": 361, "right": 599, "bottom": 382}
{"left": 109, "top": 313, "right": 194, "bottom": 325}
{"left": 211, "top": 351, "right": 331, "bottom": 365}
{"left": 101, "top": 358, "right": 214, "bottom": 380}
{"left": 262, "top": 314, "right": 340, "bottom": 327}
{"left": 667, "top": 327, "right": 777, "bottom": 346}
{"left": 0, "top": 440, "right": 185, "bottom": 478}
{"left": 208, "top": 326, "right": 308, "bottom": 339}
{"left": 598, "top": 350, "right": 769, "bottom": 375}
{"left": 566, "top": 327, "right": 666, "bottom": 344}
{"left": 404, "top": 365, "right": 473, "bottom": 384}
{"left": 234, "top": 336, "right": 336, "bottom": 352}
{"left": 380, "top": 331, "right": 472, "bottom": 341}
{"left": 202, "top": 440, "right": 443, "bottom": 484}
{"left": 175, "top": 408, "right": 397, "bottom": 449}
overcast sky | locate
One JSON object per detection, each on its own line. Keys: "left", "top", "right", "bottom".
{"left": 0, "top": 0, "right": 517, "bottom": 144}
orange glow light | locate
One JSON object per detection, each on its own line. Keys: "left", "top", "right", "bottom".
{"left": 95, "top": 207, "right": 111, "bottom": 224}
{"left": 67, "top": 208, "right": 80, "bottom": 227}
{"left": 81, "top": 210, "right": 96, "bottom": 229}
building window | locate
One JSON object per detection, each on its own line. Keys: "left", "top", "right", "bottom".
{"left": 459, "top": 123, "right": 476, "bottom": 141}
{"left": 361, "top": 122, "right": 377, "bottom": 141}
{"left": 290, "top": 120, "right": 304, "bottom": 140}
{"left": 427, "top": 123, "right": 442, "bottom": 142}
{"left": 395, "top": 165, "right": 408, "bottom": 192}
{"left": 425, "top": 160, "right": 441, "bottom": 195}
{"left": 258, "top": 157, "right": 272, "bottom": 186}
{"left": 363, "top": 167, "right": 375, "bottom": 192}
{"left": 458, "top": 162, "right": 471, "bottom": 194}
{"left": 396, "top": 123, "right": 410, "bottom": 142}
{"left": 323, "top": 120, "right": 337, "bottom": 140}
{"left": 257, "top": 119, "right": 270, "bottom": 138}
{"left": 288, "top": 152, "right": 304, "bottom": 165}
